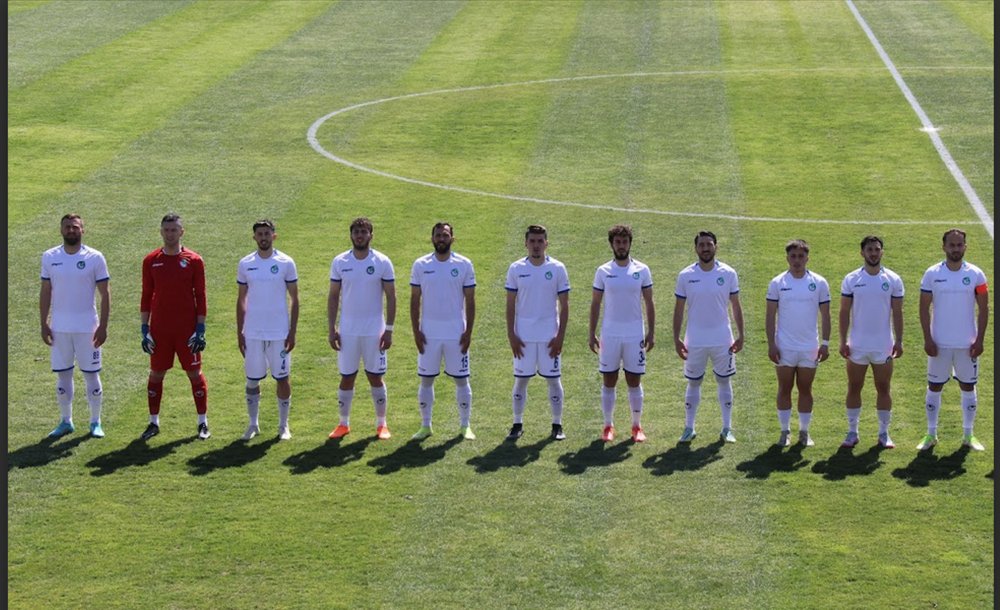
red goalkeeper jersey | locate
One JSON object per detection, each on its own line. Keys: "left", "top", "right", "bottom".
{"left": 141, "top": 247, "right": 206, "bottom": 332}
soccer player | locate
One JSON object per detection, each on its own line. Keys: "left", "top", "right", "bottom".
{"left": 409, "top": 222, "right": 477, "bottom": 440}
{"left": 505, "top": 225, "right": 570, "bottom": 441}
{"left": 588, "top": 224, "right": 655, "bottom": 443}
{"left": 765, "top": 239, "right": 831, "bottom": 447}
{"left": 328, "top": 217, "right": 397, "bottom": 440}
{"left": 917, "top": 229, "right": 989, "bottom": 451}
{"left": 236, "top": 220, "right": 299, "bottom": 441}
{"left": 672, "top": 231, "right": 744, "bottom": 443}
{"left": 39, "top": 214, "right": 110, "bottom": 438}
{"left": 838, "top": 235, "right": 904, "bottom": 449}
{"left": 139, "top": 213, "right": 210, "bottom": 441}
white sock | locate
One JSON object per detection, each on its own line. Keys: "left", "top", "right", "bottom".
{"left": 601, "top": 387, "right": 616, "bottom": 426}
{"left": 56, "top": 369, "right": 74, "bottom": 422}
{"left": 198, "top": 414, "right": 208, "bottom": 425}
{"left": 547, "top": 377, "right": 564, "bottom": 425}
{"left": 455, "top": 378, "right": 472, "bottom": 427}
{"left": 777, "top": 409, "right": 791, "bottom": 432}
{"left": 246, "top": 382, "right": 261, "bottom": 427}
{"left": 150, "top": 414, "right": 160, "bottom": 426}
{"left": 418, "top": 377, "right": 435, "bottom": 427}
{"left": 512, "top": 377, "right": 529, "bottom": 424}
{"left": 877, "top": 409, "right": 891, "bottom": 435}
{"left": 278, "top": 398, "right": 290, "bottom": 429}
{"left": 83, "top": 371, "right": 102, "bottom": 424}
{"left": 798, "top": 411, "right": 812, "bottom": 432}
{"left": 717, "top": 376, "right": 733, "bottom": 429}
{"left": 961, "top": 390, "right": 977, "bottom": 435}
{"left": 338, "top": 389, "right": 354, "bottom": 426}
{"left": 846, "top": 407, "right": 861, "bottom": 434}
{"left": 925, "top": 389, "right": 941, "bottom": 436}
{"left": 628, "top": 386, "right": 643, "bottom": 427}
{"left": 685, "top": 381, "right": 702, "bottom": 428}
{"left": 371, "top": 385, "right": 388, "bottom": 427}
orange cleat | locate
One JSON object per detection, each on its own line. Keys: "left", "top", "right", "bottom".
{"left": 376, "top": 425, "right": 392, "bottom": 440}
{"left": 601, "top": 425, "right": 615, "bottom": 442}
{"left": 329, "top": 424, "right": 350, "bottom": 439}
{"left": 631, "top": 426, "right": 647, "bottom": 443}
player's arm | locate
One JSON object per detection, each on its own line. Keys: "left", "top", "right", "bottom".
{"left": 410, "top": 285, "right": 425, "bottom": 353}
{"left": 818, "top": 301, "right": 831, "bottom": 362}
{"left": 40, "top": 279, "right": 53, "bottom": 345}
{"left": 235, "top": 283, "right": 248, "bottom": 356}
{"left": 140, "top": 256, "right": 155, "bottom": 353}
{"left": 919, "top": 291, "right": 936, "bottom": 357}
{"left": 549, "top": 291, "right": 569, "bottom": 358}
{"left": 381, "top": 280, "right": 396, "bottom": 350}
{"left": 588, "top": 289, "right": 603, "bottom": 354}
{"left": 460, "top": 285, "right": 475, "bottom": 354}
{"left": 838, "top": 295, "right": 852, "bottom": 359}
{"left": 94, "top": 280, "right": 110, "bottom": 348}
{"left": 972, "top": 287, "right": 989, "bottom": 358}
{"left": 186, "top": 258, "right": 208, "bottom": 353}
{"left": 642, "top": 286, "right": 655, "bottom": 352}
{"left": 729, "top": 293, "right": 744, "bottom": 354}
{"left": 506, "top": 290, "right": 524, "bottom": 358}
{"left": 890, "top": 296, "right": 903, "bottom": 359}
{"left": 765, "top": 299, "right": 779, "bottom": 364}
{"left": 327, "top": 281, "right": 341, "bottom": 350}
{"left": 285, "top": 281, "right": 299, "bottom": 353}
{"left": 672, "top": 296, "right": 687, "bottom": 360}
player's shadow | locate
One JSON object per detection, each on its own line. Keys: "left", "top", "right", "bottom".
{"left": 7, "top": 435, "right": 92, "bottom": 471}
{"left": 86, "top": 437, "right": 196, "bottom": 477}
{"left": 735, "top": 444, "right": 811, "bottom": 480}
{"left": 368, "top": 435, "right": 463, "bottom": 475}
{"left": 810, "top": 444, "right": 886, "bottom": 481}
{"left": 467, "top": 437, "right": 553, "bottom": 473}
{"left": 557, "top": 439, "right": 632, "bottom": 475}
{"left": 187, "top": 437, "right": 280, "bottom": 476}
{"left": 283, "top": 436, "right": 374, "bottom": 474}
{"left": 642, "top": 440, "right": 724, "bottom": 476}
{"left": 891, "top": 446, "right": 970, "bottom": 488}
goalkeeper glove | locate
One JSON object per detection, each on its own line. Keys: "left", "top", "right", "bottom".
{"left": 141, "top": 324, "right": 156, "bottom": 354}
{"left": 188, "top": 322, "right": 207, "bottom": 353}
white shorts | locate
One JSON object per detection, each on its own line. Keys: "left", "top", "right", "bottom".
{"left": 338, "top": 334, "right": 386, "bottom": 376}
{"left": 777, "top": 348, "right": 819, "bottom": 369}
{"left": 684, "top": 344, "right": 735, "bottom": 380}
{"left": 598, "top": 336, "right": 646, "bottom": 375}
{"left": 514, "top": 342, "right": 561, "bottom": 378}
{"left": 848, "top": 349, "right": 892, "bottom": 366}
{"left": 51, "top": 332, "right": 101, "bottom": 373}
{"left": 244, "top": 338, "right": 291, "bottom": 380}
{"left": 418, "top": 339, "right": 470, "bottom": 378}
{"left": 927, "top": 348, "right": 978, "bottom": 385}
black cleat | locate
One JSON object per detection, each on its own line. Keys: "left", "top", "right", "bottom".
{"left": 551, "top": 423, "right": 566, "bottom": 441}
{"left": 506, "top": 423, "right": 523, "bottom": 441}
{"left": 140, "top": 423, "right": 160, "bottom": 441}
{"left": 197, "top": 422, "right": 211, "bottom": 440}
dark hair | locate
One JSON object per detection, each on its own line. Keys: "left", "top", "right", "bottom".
{"left": 161, "top": 213, "right": 182, "bottom": 226}
{"left": 525, "top": 225, "right": 547, "bottom": 239}
{"left": 350, "top": 217, "right": 373, "bottom": 233}
{"left": 694, "top": 231, "right": 717, "bottom": 245}
{"left": 785, "top": 239, "right": 809, "bottom": 254}
{"left": 60, "top": 213, "right": 83, "bottom": 225}
{"left": 608, "top": 224, "right": 633, "bottom": 244}
{"left": 253, "top": 219, "right": 275, "bottom": 233}
{"left": 942, "top": 228, "right": 966, "bottom": 244}
{"left": 432, "top": 222, "right": 454, "bottom": 236}
{"left": 860, "top": 235, "right": 883, "bottom": 250}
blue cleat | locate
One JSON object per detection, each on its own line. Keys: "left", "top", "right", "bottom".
{"left": 48, "top": 421, "right": 75, "bottom": 438}
{"left": 89, "top": 422, "right": 105, "bottom": 438}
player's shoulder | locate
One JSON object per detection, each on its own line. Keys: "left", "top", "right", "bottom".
{"left": 332, "top": 249, "right": 353, "bottom": 263}
{"left": 449, "top": 251, "right": 474, "bottom": 266}
{"left": 370, "top": 248, "right": 393, "bottom": 264}
{"left": 412, "top": 252, "right": 435, "bottom": 267}
{"left": 806, "top": 269, "right": 828, "bottom": 285}
{"left": 842, "top": 266, "right": 863, "bottom": 281}
{"left": 629, "top": 257, "right": 651, "bottom": 273}
{"left": 41, "top": 244, "right": 64, "bottom": 260}
{"left": 595, "top": 259, "right": 615, "bottom": 274}
{"left": 962, "top": 261, "right": 986, "bottom": 276}
{"left": 716, "top": 260, "right": 738, "bottom": 275}
{"left": 271, "top": 249, "right": 296, "bottom": 264}
{"left": 677, "top": 261, "right": 699, "bottom": 276}
{"left": 142, "top": 248, "right": 163, "bottom": 263}
{"left": 545, "top": 255, "right": 567, "bottom": 270}
{"left": 239, "top": 251, "right": 258, "bottom": 265}
{"left": 507, "top": 257, "right": 528, "bottom": 271}
{"left": 79, "top": 244, "right": 106, "bottom": 259}
{"left": 181, "top": 247, "right": 204, "bottom": 262}
{"left": 769, "top": 270, "right": 788, "bottom": 284}
{"left": 881, "top": 266, "right": 903, "bottom": 281}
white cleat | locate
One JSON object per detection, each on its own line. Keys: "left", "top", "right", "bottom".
{"left": 242, "top": 424, "right": 260, "bottom": 441}
{"left": 278, "top": 426, "right": 292, "bottom": 441}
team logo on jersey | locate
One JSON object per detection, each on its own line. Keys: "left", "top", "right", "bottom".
{"left": 271, "top": 265, "right": 279, "bottom": 274}
{"left": 180, "top": 259, "right": 189, "bottom": 268}
{"left": 717, "top": 277, "right": 725, "bottom": 285}
{"left": 366, "top": 266, "right": 375, "bottom": 275}
{"left": 881, "top": 281, "right": 889, "bottom": 291}
{"left": 545, "top": 271, "right": 553, "bottom": 280}
{"left": 963, "top": 276, "right": 971, "bottom": 285}
{"left": 808, "top": 283, "right": 816, "bottom": 291}
{"left": 633, "top": 272, "right": 640, "bottom": 279}
{"left": 451, "top": 268, "right": 459, "bottom": 277}
{"left": 77, "top": 261, "right": 86, "bottom": 269}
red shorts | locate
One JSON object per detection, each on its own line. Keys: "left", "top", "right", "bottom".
{"left": 150, "top": 327, "right": 202, "bottom": 372}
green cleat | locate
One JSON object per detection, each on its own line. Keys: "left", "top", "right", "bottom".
{"left": 915, "top": 434, "right": 938, "bottom": 451}
{"left": 460, "top": 426, "right": 476, "bottom": 440}
{"left": 411, "top": 426, "right": 433, "bottom": 440}
{"left": 962, "top": 435, "right": 985, "bottom": 452}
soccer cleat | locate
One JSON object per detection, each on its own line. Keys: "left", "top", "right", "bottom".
{"left": 48, "top": 421, "right": 75, "bottom": 438}
{"left": 197, "top": 422, "right": 211, "bottom": 440}
{"left": 506, "top": 423, "right": 523, "bottom": 441}
{"left": 798, "top": 430, "right": 815, "bottom": 447}
{"left": 551, "top": 423, "right": 566, "bottom": 441}
{"left": 278, "top": 426, "right": 292, "bottom": 441}
{"left": 460, "top": 426, "right": 476, "bottom": 440}
{"left": 89, "top": 422, "right": 105, "bottom": 438}
{"left": 411, "top": 426, "right": 433, "bottom": 441}
{"left": 678, "top": 427, "right": 697, "bottom": 443}
{"left": 601, "top": 425, "right": 615, "bottom": 442}
{"left": 840, "top": 432, "right": 859, "bottom": 448}
{"left": 376, "top": 425, "right": 392, "bottom": 440}
{"left": 329, "top": 424, "right": 350, "bottom": 439}
{"left": 915, "top": 434, "right": 938, "bottom": 451}
{"left": 877, "top": 432, "right": 895, "bottom": 449}
{"left": 778, "top": 430, "right": 791, "bottom": 447}
{"left": 631, "top": 426, "right": 646, "bottom": 443}
{"left": 962, "top": 435, "right": 985, "bottom": 451}
{"left": 140, "top": 423, "right": 160, "bottom": 441}
{"left": 720, "top": 428, "right": 737, "bottom": 443}
{"left": 242, "top": 424, "right": 260, "bottom": 441}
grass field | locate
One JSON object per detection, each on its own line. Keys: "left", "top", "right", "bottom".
{"left": 7, "top": 1, "right": 994, "bottom": 608}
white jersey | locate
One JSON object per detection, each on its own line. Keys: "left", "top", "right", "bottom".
{"left": 675, "top": 260, "right": 739, "bottom": 347}
{"left": 410, "top": 251, "right": 476, "bottom": 340}
{"left": 766, "top": 270, "right": 831, "bottom": 351}
{"left": 920, "top": 261, "right": 988, "bottom": 348}
{"left": 840, "top": 266, "right": 904, "bottom": 352}
{"left": 593, "top": 258, "right": 652, "bottom": 338}
{"left": 330, "top": 248, "right": 395, "bottom": 336}
{"left": 40, "top": 244, "right": 110, "bottom": 333}
{"left": 237, "top": 249, "right": 298, "bottom": 341}
{"left": 505, "top": 256, "right": 571, "bottom": 342}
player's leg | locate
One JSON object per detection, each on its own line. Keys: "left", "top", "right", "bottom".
{"left": 331, "top": 335, "right": 361, "bottom": 438}
{"left": 598, "top": 337, "right": 621, "bottom": 439}
{"left": 47, "top": 332, "right": 78, "bottom": 437}
{"left": 681, "top": 346, "right": 709, "bottom": 441}
{"left": 954, "top": 349, "right": 982, "bottom": 449}
{"left": 362, "top": 336, "right": 389, "bottom": 439}
{"left": 842, "top": 356, "right": 869, "bottom": 447}
{"left": 243, "top": 338, "right": 266, "bottom": 439}
{"left": 74, "top": 332, "right": 104, "bottom": 437}
{"left": 871, "top": 356, "right": 894, "bottom": 448}
{"left": 508, "top": 344, "right": 537, "bottom": 439}
{"left": 442, "top": 341, "right": 472, "bottom": 438}
{"left": 540, "top": 350, "right": 565, "bottom": 440}
{"left": 712, "top": 346, "right": 737, "bottom": 442}
{"left": 622, "top": 338, "right": 647, "bottom": 441}
{"left": 793, "top": 358, "right": 817, "bottom": 446}
{"left": 775, "top": 364, "right": 796, "bottom": 446}
{"left": 414, "top": 340, "right": 442, "bottom": 439}
{"left": 270, "top": 340, "right": 292, "bottom": 440}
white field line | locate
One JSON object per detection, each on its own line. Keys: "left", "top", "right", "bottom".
{"left": 846, "top": 0, "right": 994, "bottom": 239}
{"left": 307, "top": 68, "right": 981, "bottom": 227}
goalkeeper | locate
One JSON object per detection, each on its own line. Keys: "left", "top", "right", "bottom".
{"left": 139, "top": 213, "right": 211, "bottom": 441}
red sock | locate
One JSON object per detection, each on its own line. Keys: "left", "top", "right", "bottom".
{"left": 147, "top": 380, "right": 163, "bottom": 415}
{"left": 190, "top": 373, "right": 208, "bottom": 415}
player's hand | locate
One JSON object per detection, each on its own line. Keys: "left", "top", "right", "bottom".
{"left": 588, "top": 335, "right": 599, "bottom": 354}
{"left": 380, "top": 330, "right": 393, "bottom": 351}
{"left": 508, "top": 333, "right": 525, "bottom": 359}
{"left": 141, "top": 324, "right": 156, "bottom": 355}
{"left": 237, "top": 334, "right": 246, "bottom": 357}
{"left": 413, "top": 329, "right": 426, "bottom": 354}
{"left": 768, "top": 345, "right": 780, "bottom": 365}
{"left": 674, "top": 338, "right": 688, "bottom": 360}
{"left": 187, "top": 323, "right": 207, "bottom": 354}
{"left": 970, "top": 339, "right": 984, "bottom": 359}
{"left": 284, "top": 332, "right": 296, "bottom": 353}
{"left": 644, "top": 332, "right": 655, "bottom": 353}
{"left": 329, "top": 329, "right": 341, "bottom": 351}
{"left": 923, "top": 338, "right": 938, "bottom": 357}
{"left": 817, "top": 344, "right": 830, "bottom": 363}
{"left": 459, "top": 330, "right": 472, "bottom": 354}
{"left": 891, "top": 341, "right": 903, "bottom": 359}
{"left": 838, "top": 343, "right": 850, "bottom": 359}
{"left": 729, "top": 336, "right": 744, "bottom": 354}
{"left": 548, "top": 335, "right": 564, "bottom": 358}
{"left": 93, "top": 325, "right": 108, "bottom": 348}
{"left": 41, "top": 323, "right": 53, "bottom": 346}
